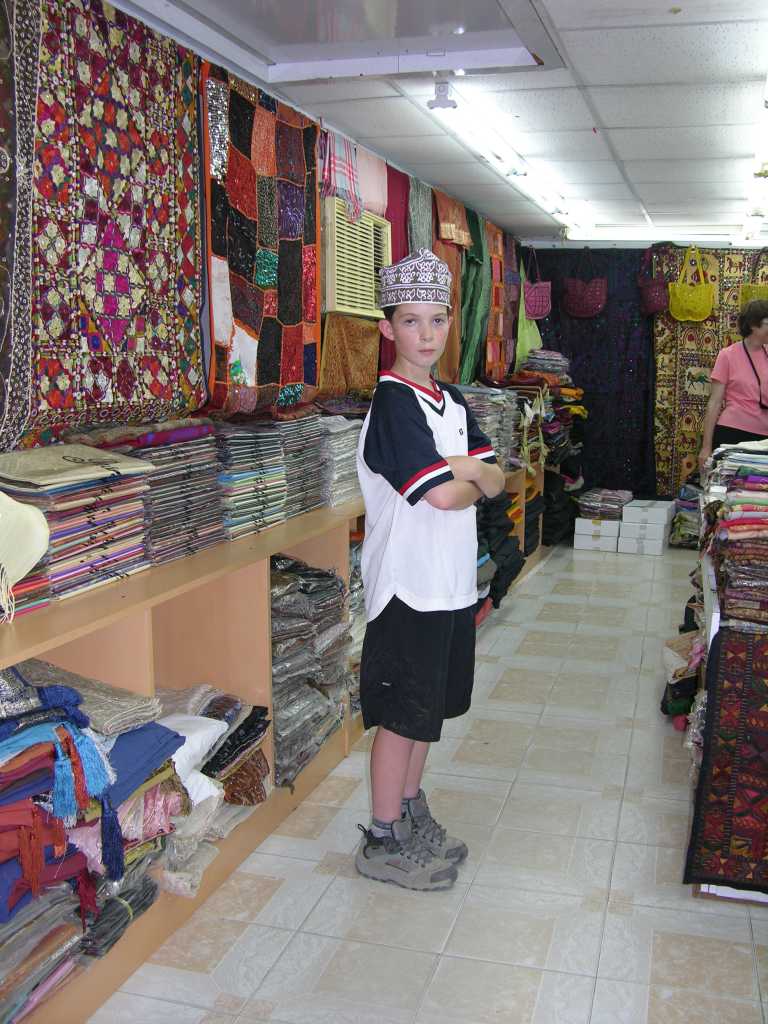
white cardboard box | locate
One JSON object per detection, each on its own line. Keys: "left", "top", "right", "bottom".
{"left": 574, "top": 534, "right": 619, "bottom": 552}
{"left": 622, "top": 499, "right": 675, "bottom": 525}
{"left": 574, "top": 517, "right": 620, "bottom": 537}
{"left": 620, "top": 520, "right": 670, "bottom": 541}
{"left": 617, "top": 536, "right": 667, "bottom": 556}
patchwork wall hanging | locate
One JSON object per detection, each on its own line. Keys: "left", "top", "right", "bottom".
{"left": 653, "top": 244, "right": 753, "bottom": 496}
{"left": 201, "top": 63, "right": 320, "bottom": 413}
{"left": 4, "top": 0, "right": 205, "bottom": 450}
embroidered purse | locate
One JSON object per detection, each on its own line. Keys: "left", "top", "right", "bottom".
{"left": 523, "top": 249, "right": 551, "bottom": 320}
{"left": 637, "top": 246, "right": 668, "bottom": 316}
{"left": 739, "top": 248, "right": 768, "bottom": 309}
{"left": 562, "top": 248, "right": 608, "bottom": 318}
{"left": 668, "top": 245, "right": 715, "bottom": 322}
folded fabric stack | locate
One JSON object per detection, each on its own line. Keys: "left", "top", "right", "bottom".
{"left": 313, "top": 394, "right": 371, "bottom": 419}
{"left": 577, "top": 488, "right": 633, "bottom": 520}
{"left": 347, "top": 542, "right": 365, "bottom": 715}
{"left": 524, "top": 491, "right": 545, "bottom": 556}
{"left": 497, "top": 389, "right": 522, "bottom": 470}
{"left": 520, "top": 352, "right": 587, "bottom": 473}
{"left": 542, "top": 470, "right": 574, "bottom": 545}
{"left": 200, "top": 702, "right": 271, "bottom": 807}
{"left": 670, "top": 476, "right": 703, "bottom": 549}
{"left": 318, "top": 417, "right": 363, "bottom": 507}
{"left": 275, "top": 415, "right": 325, "bottom": 519}
{"left": 455, "top": 386, "right": 505, "bottom": 458}
{"left": 0, "top": 445, "right": 155, "bottom": 608}
{"left": 476, "top": 494, "right": 526, "bottom": 609}
{"left": 80, "top": 859, "right": 158, "bottom": 958}
{"left": 270, "top": 557, "right": 346, "bottom": 786}
{"left": 215, "top": 423, "right": 287, "bottom": 538}
{"left": 522, "top": 349, "right": 571, "bottom": 378}
{"left": 66, "top": 420, "right": 227, "bottom": 565}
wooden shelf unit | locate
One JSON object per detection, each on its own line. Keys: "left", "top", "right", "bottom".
{"left": 8, "top": 499, "right": 364, "bottom": 1024}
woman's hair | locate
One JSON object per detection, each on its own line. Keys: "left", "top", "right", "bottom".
{"left": 739, "top": 299, "right": 768, "bottom": 339}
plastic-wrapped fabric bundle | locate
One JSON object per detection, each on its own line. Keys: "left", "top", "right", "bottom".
{"left": 81, "top": 867, "right": 159, "bottom": 957}
{"left": 215, "top": 423, "right": 287, "bottom": 538}
{"left": 0, "top": 886, "right": 79, "bottom": 1002}
{"left": 157, "top": 840, "right": 219, "bottom": 899}
{"left": 165, "top": 790, "right": 224, "bottom": 869}
{"left": 275, "top": 416, "right": 325, "bottom": 520}
{"left": 204, "top": 804, "right": 255, "bottom": 840}
{"left": 347, "top": 543, "right": 365, "bottom": 714}
{"left": 318, "top": 417, "right": 362, "bottom": 507}
{"left": 577, "top": 488, "right": 633, "bottom": 520}
{"left": 0, "top": 921, "right": 81, "bottom": 1022}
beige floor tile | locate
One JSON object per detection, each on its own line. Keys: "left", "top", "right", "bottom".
{"left": 150, "top": 912, "right": 249, "bottom": 972}
{"left": 302, "top": 876, "right": 467, "bottom": 953}
{"left": 598, "top": 905, "right": 756, "bottom": 996}
{"left": 88, "top": 994, "right": 231, "bottom": 1024}
{"left": 518, "top": 745, "right": 627, "bottom": 791}
{"left": 591, "top": 979, "right": 763, "bottom": 1024}
{"left": 420, "top": 772, "right": 511, "bottom": 826}
{"left": 610, "top": 842, "right": 748, "bottom": 919}
{"left": 626, "top": 750, "right": 692, "bottom": 802}
{"left": 303, "top": 776, "right": 364, "bottom": 808}
{"left": 499, "top": 782, "right": 621, "bottom": 840}
{"left": 747, "top": 918, "right": 768, "bottom": 992}
{"left": 452, "top": 736, "right": 528, "bottom": 772}
{"left": 415, "top": 956, "right": 594, "bottom": 1024}
{"left": 544, "top": 682, "right": 636, "bottom": 721}
{"left": 256, "top": 806, "right": 365, "bottom": 861}
{"left": 535, "top": 602, "right": 585, "bottom": 625}
{"left": 533, "top": 716, "right": 633, "bottom": 756}
{"left": 498, "top": 652, "right": 568, "bottom": 674}
{"left": 426, "top": 737, "right": 522, "bottom": 783}
{"left": 464, "top": 715, "right": 537, "bottom": 747}
{"left": 446, "top": 885, "right": 604, "bottom": 975}
{"left": 243, "top": 932, "right": 436, "bottom": 1023}
{"left": 485, "top": 668, "right": 557, "bottom": 714}
{"left": 618, "top": 794, "right": 691, "bottom": 848}
{"left": 475, "top": 827, "right": 613, "bottom": 896}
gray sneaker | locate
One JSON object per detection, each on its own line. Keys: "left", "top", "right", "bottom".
{"left": 355, "top": 817, "right": 458, "bottom": 890}
{"left": 405, "top": 790, "right": 469, "bottom": 864}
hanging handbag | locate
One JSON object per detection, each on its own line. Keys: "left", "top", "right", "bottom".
{"left": 739, "top": 248, "right": 768, "bottom": 309}
{"left": 523, "top": 249, "right": 551, "bottom": 320}
{"left": 562, "top": 247, "right": 608, "bottom": 318}
{"left": 668, "top": 245, "right": 715, "bottom": 322}
{"left": 637, "top": 246, "right": 668, "bottom": 316}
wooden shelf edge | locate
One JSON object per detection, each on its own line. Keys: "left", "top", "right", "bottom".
{"left": 27, "top": 723, "right": 353, "bottom": 1024}
{"left": 1, "top": 499, "right": 365, "bottom": 671}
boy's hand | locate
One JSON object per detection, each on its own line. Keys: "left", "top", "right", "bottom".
{"left": 446, "top": 456, "right": 506, "bottom": 498}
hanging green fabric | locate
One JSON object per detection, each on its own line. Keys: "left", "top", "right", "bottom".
{"left": 459, "top": 209, "right": 492, "bottom": 383}
{"left": 515, "top": 262, "right": 543, "bottom": 370}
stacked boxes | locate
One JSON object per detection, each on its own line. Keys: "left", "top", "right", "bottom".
{"left": 618, "top": 500, "right": 675, "bottom": 555}
{"left": 573, "top": 518, "right": 620, "bottom": 552}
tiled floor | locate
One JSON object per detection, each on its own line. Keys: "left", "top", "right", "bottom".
{"left": 91, "top": 546, "right": 768, "bottom": 1024}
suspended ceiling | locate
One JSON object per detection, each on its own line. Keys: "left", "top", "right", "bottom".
{"left": 117, "top": 0, "right": 768, "bottom": 246}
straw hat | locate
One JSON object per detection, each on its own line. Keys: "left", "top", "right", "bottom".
{"left": 0, "top": 492, "right": 49, "bottom": 623}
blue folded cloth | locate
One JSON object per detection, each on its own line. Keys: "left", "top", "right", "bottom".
{"left": 104, "top": 722, "right": 184, "bottom": 808}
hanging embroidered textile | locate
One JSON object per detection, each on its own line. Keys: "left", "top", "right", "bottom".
{"left": 433, "top": 189, "right": 471, "bottom": 249}
{"left": 201, "top": 64, "right": 320, "bottom": 413}
{"left": 485, "top": 223, "right": 505, "bottom": 378}
{"left": 432, "top": 226, "right": 462, "bottom": 385}
{"left": 685, "top": 626, "right": 768, "bottom": 893}
{"left": 408, "top": 176, "right": 433, "bottom": 253}
{"left": 379, "top": 166, "right": 410, "bottom": 373}
{"left": 653, "top": 244, "right": 748, "bottom": 496}
{"left": 7, "top": 0, "right": 205, "bottom": 449}
{"left": 503, "top": 233, "right": 520, "bottom": 372}
{"left": 357, "top": 146, "right": 387, "bottom": 217}
{"left": 319, "top": 313, "right": 379, "bottom": 396}
{"left": 459, "top": 209, "right": 491, "bottom": 385}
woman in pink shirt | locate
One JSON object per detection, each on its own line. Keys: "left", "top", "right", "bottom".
{"left": 699, "top": 299, "right": 768, "bottom": 469}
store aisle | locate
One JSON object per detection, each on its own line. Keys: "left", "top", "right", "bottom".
{"left": 91, "top": 546, "right": 767, "bottom": 1024}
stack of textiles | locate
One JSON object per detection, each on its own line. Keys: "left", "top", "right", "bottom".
{"left": 476, "top": 494, "right": 526, "bottom": 608}
{"left": 660, "top": 633, "right": 705, "bottom": 718}
{"left": 542, "top": 470, "right": 574, "bottom": 546}
{"left": 670, "top": 474, "right": 703, "bottom": 549}
{"left": 520, "top": 352, "right": 587, "bottom": 472}
{"left": 524, "top": 492, "right": 545, "bottom": 556}
{"left": 270, "top": 557, "right": 347, "bottom": 786}
{"left": 476, "top": 539, "right": 498, "bottom": 609}
{"left": 455, "top": 386, "right": 505, "bottom": 458}
{"left": 347, "top": 542, "right": 365, "bottom": 715}
{"left": 523, "top": 349, "right": 570, "bottom": 377}
{"left": 0, "top": 445, "right": 155, "bottom": 608}
{"left": 68, "top": 420, "right": 226, "bottom": 565}
{"left": 497, "top": 389, "right": 522, "bottom": 469}
{"left": 0, "top": 884, "right": 82, "bottom": 1021}
{"left": 313, "top": 394, "right": 371, "bottom": 419}
{"left": 80, "top": 858, "right": 158, "bottom": 958}
{"left": 318, "top": 417, "right": 363, "bottom": 507}
{"left": 215, "top": 424, "right": 287, "bottom": 538}
{"left": 577, "top": 488, "right": 633, "bottom": 520}
{"left": 275, "top": 416, "right": 325, "bottom": 519}
{"left": 200, "top": 704, "right": 270, "bottom": 807}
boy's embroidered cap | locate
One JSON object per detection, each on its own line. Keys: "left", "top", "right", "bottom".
{"left": 379, "top": 248, "right": 452, "bottom": 308}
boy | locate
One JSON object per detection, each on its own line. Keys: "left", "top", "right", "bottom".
{"left": 355, "top": 248, "right": 506, "bottom": 890}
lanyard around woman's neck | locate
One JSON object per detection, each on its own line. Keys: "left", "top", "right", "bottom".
{"left": 742, "top": 341, "right": 768, "bottom": 410}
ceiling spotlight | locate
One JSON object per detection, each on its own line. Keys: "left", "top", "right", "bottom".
{"left": 453, "top": 24, "right": 466, "bottom": 35}
{"left": 455, "top": 68, "right": 466, "bottom": 76}
{"left": 427, "top": 81, "right": 457, "bottom": 110}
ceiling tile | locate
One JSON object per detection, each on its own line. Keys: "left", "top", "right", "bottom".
{"left": 560, "top": 23, "right": 768, "bottom": 85}
{"left": 484, "top": 88, "right": 595, "bottom": 132}
{"left": 527, "top": 160, "right": 624, "bottom": 184}
{"left": 624, "top": 158, "right": 755, "bottom": 183}
{"left": 646, "top": 202, "right": 747, "bottom": 215}
{"left": 277, "top": 80, "right": 399, "bottom": 104}
{"left": 587, "top": 200, "right": 646, "bottom": 215}
{"left": 514, "top": 129, "right": 612, "bottom": 160}
{"left": 405, "top": 161, "right": 502, "bottom": 186}
{"left": 608, "top": 125, "right": 756, "bottom": 161}
{"left": 561, "top": 182, "right": 635, "bottom": 200}
{"left": 636, "top": 181, "right": 749, "bottom": 203}
{"left": 545, "top": 0, "right": 768, "bottom": 30}
{"left": 393, "top": 69, "right": 577, "bottom": 100}
{"left": 587, "top": 82, "right": 763, "bottom": 128}
{"left": 317, "top": 97, "right": 441, "bottom": 137}
{"left": 356, "top": 134, "right": 474, "bottom": 166}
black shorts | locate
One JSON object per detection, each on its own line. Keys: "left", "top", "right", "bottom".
{"left": 360, "top": 596, "right": 476, "bottom": 743}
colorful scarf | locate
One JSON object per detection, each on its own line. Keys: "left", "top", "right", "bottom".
{"left": 408, "top": 176, "right": 433, "bottom": 252}
{"left": 357, "top": 146, "right": 388, "bottom": 217}
{"left": 320, "top": 129, "right": 362, "bottom": 222}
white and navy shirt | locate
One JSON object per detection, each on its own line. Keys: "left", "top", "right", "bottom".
{"left": 357, "top": 371, "right": 497, "bottom": 621}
